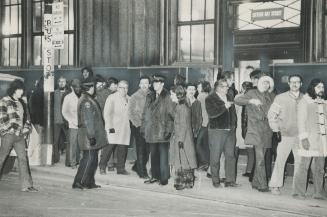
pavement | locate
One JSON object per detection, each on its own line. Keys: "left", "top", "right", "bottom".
{"left": 0, "top": 154, "right": 327, "bottom": 217}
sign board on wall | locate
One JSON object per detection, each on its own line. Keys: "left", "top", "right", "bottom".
{"left": 251, "top": 8, "right": 284, "bottom": 21}
{"left": 52, "top": 2, "right": 64, "bottom": 49}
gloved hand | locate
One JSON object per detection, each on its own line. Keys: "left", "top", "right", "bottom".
{"left": 178, "top": 141, "right": 184, "bottom": 149}
{"left": 301, "top": 138, "right": 310, "bottom": 150}
{"left": 89, "top": 137, "right": 96, "bottom": 146}
{"left": 274, "top": 131, "right": 282, "bottom": 143}
{"left": 164, "top": 132, "right": 172, "bottom": 140}
{"left": 109, "top": 128, "right": 115, "bottom": 133}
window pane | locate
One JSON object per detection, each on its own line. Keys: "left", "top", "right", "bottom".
{"left": 17, "top": 37, "right": 21, "bottom": 66}
{"left": 33, "top": 36, "right": 42, "bottom": 65}
{"left": 64, "top": 0, "right": 69, "bottom": 30}
{"left": 2, "top": 38, "right": 10, "bottom": 66}
{"left": 204, "top": 24, "right": 214, "bottom": 62}
{"left": 11, "top": 0, "right": 20, "bottom": 4}
{"left": 59, "top": 35, "right": 69, "bottom": 65}
{"left": 33, "top": 2, "right": 43, "bottom": 32}
{"left": 10, "top": 6, "right": 19, "bottom": 34}
{"left": 18, "top": 5, "right": 21, "bottom": 33}
{"left": 192, "top": 0, "right": 205, "bottom": 20}
{"left": 179, "top": 25, "right": 190, "bottom": 61}
{"left": 179, "top": 0, "right": 191, "bottom": 21}
{"left": 69, "top": 0, "right": 74, "bottom": 30}
{"left": 2, "top": 7, "right": 11, "bottom": 35}
{"left": 9, "top": 38, "right": 18, "bottom": 66}
{"left": 191, "top": 25, "right": 204, "bottom": 61}
{"left": 206, "top": 0, "right": 215, "bottom": 19}
{"left": 69, "top": 34, "right": 74, "bottom": 65}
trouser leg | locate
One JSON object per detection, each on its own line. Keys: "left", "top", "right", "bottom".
{"left": 150, "top": 144, "right": 160, "bottom": 180}
{"left": 13, "top": 136, "right": 33, "bottom": 189}
{"left": 99, "top": 143, "right": 116, "bottom": 170}
{"left": 0, "top": 134, "right": 15, "bottom": 180}
{"left": 292, "top": 156, "right": 311, "bottom": 196}
{"left": 224, "top": 130, "right": 236, "bottom": 183}
{"left": 208, "top": 129, "right": 227, "bottom": 184}
{"left": 265, "top": 148, "right": 272, "bottom": 180}
{"left": 246, "top": 147, "right": 255, "bottom": 173}
{"left": 158, "top": 142, "right": 169, "bottom": 183}
{"left": 312, "top": 157, "right": 325, "bottom": 196}
{"left": 53, "top": 124, "right": 61, "bottom": 163}
{"left": 252, "top": 147, "right": 268, "bottom": 189}
{"left": 269, "top": 137, "right": 293, "bottom": 188}
{"left": 116, "top": 145, "right": 128, "bottom": 172}
{"left": 69, "top": 128, "right": 78, "bottom": 166}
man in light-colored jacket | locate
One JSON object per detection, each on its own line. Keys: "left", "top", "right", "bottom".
{"left": 268, "top": 74, "right": 303, "bottom": 195}
{"left": 62, "top": 79, "right": 81, "bottom": 168}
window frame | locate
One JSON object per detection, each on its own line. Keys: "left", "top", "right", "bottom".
{"left": 176, "top": 0, "right": 216, "bottom": 64}
{"left": 0, "top": 0, "right": 23, "bottom": 68}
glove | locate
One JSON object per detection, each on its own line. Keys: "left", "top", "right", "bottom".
{"left": 109, "top": 128, "right": 115, "bottom": 133}
{"left": 178, "top": 141, "right": 184, "bottom": 149}
{"left": 273, "top": 131, "right": 282, "bottom": 143}
{"left": 164, "top": 132, "right": 172, "bottom": 140}
{"left": 301, "top": 138, "right": 310, "bottom": 150}
{"left": 89, "top": 138, "right": 96, "bottom": 146}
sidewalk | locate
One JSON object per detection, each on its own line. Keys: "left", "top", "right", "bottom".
{"left": 29, "top": 154, "right": 327, "bottom": 217}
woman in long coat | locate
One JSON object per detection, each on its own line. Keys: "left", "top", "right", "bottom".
{"left": 170, "top": 85, "right": 197, "bottom": 190}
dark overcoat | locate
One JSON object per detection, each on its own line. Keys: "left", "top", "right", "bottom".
{"left": 77, "top": 93, "right": 107, "bottom": 150}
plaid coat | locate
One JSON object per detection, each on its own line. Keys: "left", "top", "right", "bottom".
{"left": 0, "top": 96, "right": 31, "bottom": 137}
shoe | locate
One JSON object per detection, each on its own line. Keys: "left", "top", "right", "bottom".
{"left": 206, "top": 173, "right": 212, "bottom": 178}
{"left": 258, "top": 188, "right": 270, "bottom": 192}
{"left": 131, "top": 164, "right": 138, "bottom": 173}
{"left": 198, "top": 164, "right": 209, "bottom": 171}
{"left": 87, "top": 184, "right": 101, "bottom": 189}
{"left": 292, "top": 193, "right": 306, "bottom": 200}
{"left": 117, "top": 170, "right": 130, "bottom": 175}
{"left": 140, "top": 174, "right": 150, "bottom": 179}
{"left": 144, "top": 178, "right": 159, "bottom": 184}
{"left": 71, "top": 165, "right": 78, "bottom": 169}
{"left": 72, "top": 183, "right": 84, "bottom": 190}
{"left": 107, "top": 167, "right": 115, "bottom": 172}
{"left": 174, "top": 185, "right": 185, "bottom": 190}
{"left": 271, "top": 187, "right": 281, "bottom": 195}
{"left": 220, "top": 178, "right": 226, "bottom": 183}
{"left": 21, "top": 186, "right": 38, "bottom": 192}
{"left": 313, "top": 193, "right": 326, "bottom": 200}
{"left": 212, "top": 182, "right": 221, "bottom": 188}
{"left": 159, "top": 180, "right": 168, "bottom": 186}
{"left": 224, "top": 182, "right": 240, "bottom": 187}
{"left": 242, "top": 172, "right": 251, "bottom": 177}
{"left": 100, "top": 169, "right": 106, "bottom": 175}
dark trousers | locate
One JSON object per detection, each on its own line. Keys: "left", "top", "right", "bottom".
{"left": 150, "top": 142, "right": 169, "bottom": 183}
{"left": 99, "top": 144, "right": 128, "bottom": 172}
{"left": 131, "top": 125, "right": 150, "bottom": 176}
{"left": 252, "top": 147, "right": 270, "bottom": 189}
{"left": 73, "top": 149, "right": 98, "bottom": 187}
{"left": 208, "top": 129, "right": 236, "bottom": 184}
{"left": 195, "top": 127, "right": 210, "bottom": 166}
{"left": 53, "top": 123, "right": 68, "bottom": 163}
{"left": 0, "top": 134, "right": 33, "bottom": 189}
{"left": 245, "top": 147, "right": 255, "bottom": 173}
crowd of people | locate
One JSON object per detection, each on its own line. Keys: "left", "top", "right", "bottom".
{"left": 0, "top": 66, "right": 326, "bottom": 200}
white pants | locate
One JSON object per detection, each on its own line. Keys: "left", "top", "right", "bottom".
{"left": 269, "top": 136, "right": 300, "bottom": 188}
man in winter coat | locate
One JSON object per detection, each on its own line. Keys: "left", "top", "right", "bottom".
{"left": 62, "top": 79, "right": 82, "bottom": 168}
{"left": 129, "top": 76, "right": 151, "bottom": 178}
{"left": 72, "top": 79, "right": 107, "bottom": 189}
{"left": 0, "top": 79, "right": 38, "bottom": 192}
{"left": 141, "top": 74, "right": 175, "bottom": 185}
{"left": 235, "top": 75, "right": 275, "bottom": 192}
{"left": 293, "top": 78, "right": 327, "bottom": 200}
{"left": 267, "top": 74, "right": 303, "bottom": 195}
{"left": 205, "top": 78, "right": 238, "bottom": 188}
{"left": 100, "top": 80, "right": 131, "bottom": 175}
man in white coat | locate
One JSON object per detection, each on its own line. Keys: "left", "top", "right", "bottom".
{"left": 99, "top": 80, "right": 131, "bottom": 175}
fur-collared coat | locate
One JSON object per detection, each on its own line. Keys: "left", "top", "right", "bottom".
{"left": 298, "top": 94, "right": 327, "bottom": 157}
{"left": 141, "top": 88, "right": 175, "bottom": 144}
{"left": 234, "top": 76, "right": 275, "bottom": 148}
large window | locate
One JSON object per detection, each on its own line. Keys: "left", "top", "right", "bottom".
{"left": 177, "top": 0, "right": 215, "bottom": 63}
{"left": 236, "top": 0, "right": 301, "bottom": 30}
{"left": 0, "top": 0, "right": 22, "bottom": 67}
{"left": 33, "top": 0, "right": 75, "bottom": 66}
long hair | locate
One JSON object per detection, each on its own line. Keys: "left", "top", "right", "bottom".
{"left": 7, "top": 79, "right": 25, "bottom": 97}
{"left": 174, "top": 85, "right": 186, "bottom": 104}
{"left": 307, "top": 78, "right": 325, "bottom": 100}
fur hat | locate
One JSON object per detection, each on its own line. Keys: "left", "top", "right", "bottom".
{"left": 257, "top": 76, "right": 274, "bottom": 93}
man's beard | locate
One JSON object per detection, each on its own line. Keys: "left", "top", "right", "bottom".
{"left": 316, "top": 91, "right": 325, "bottom": 98}
{"left": 59, "top": 87, "right": 65, "bottom": 90}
